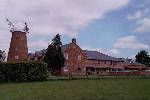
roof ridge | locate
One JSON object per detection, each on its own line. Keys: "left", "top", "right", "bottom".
{"left": 84, "top": 50, "right": 118, "bottom": 59}
{"left": 84, "top": 50, "right": 121, "bottom": 61}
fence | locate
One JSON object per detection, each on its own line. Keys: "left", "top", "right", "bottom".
{"left": 87, "top": 71, "right": 150, "bottom": 76}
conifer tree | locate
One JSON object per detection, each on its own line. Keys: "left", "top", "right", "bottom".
{"left": 43, "top": 34, "right": 64, "bottom": 75}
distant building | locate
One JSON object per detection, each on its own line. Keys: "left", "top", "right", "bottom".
{"left": 28, "top": 38, "right": 149, "bottom": 75}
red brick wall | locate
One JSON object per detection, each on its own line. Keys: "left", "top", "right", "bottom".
{"left": 28, "top": 38, "right": 126, "bottom": 75}
{"left": 85, "top": 60, "right": 124, "bottom": 68}
{"left": 53, "top": 39, "right": 125, "bottom": 75}
{"left": 62, "top": 40, "right": 86, "bottom": 75}
{"left": 7, "top": 31, "right": 28, "bottom": 62}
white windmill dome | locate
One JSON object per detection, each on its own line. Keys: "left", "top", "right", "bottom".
{"left": 14, "top": 22, "right": 25, "bottom": 32}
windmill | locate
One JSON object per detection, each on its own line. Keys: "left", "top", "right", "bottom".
{"left": 7, "top": 19, "right": 29, "bottom": 62}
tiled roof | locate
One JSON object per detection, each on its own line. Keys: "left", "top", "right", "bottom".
{"left": 28, "top": 53, "right": 35, "bottom": 58}
{"left": 125, "top": 61, "right": 145, "bottom": 66}
{"left": 35, "top": 49, "right": 46, "bottom": 57}
{"left": 61, "top": 44, "right": 70, "bottom": 52}
{"left": 83, "top": 50, "right": 122, "bottom": 61}
{"left": 28, "top": 43, "right": 123, "bottom": 61}
{"left": 121, "top": 58, "right": 146, "bottom": 66}
{"left": 28, "top": 44, "right": 70, "bottom": 57}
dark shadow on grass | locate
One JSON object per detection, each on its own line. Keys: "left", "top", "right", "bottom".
{"left": 0, "top": 75, "right": 150, "bottom": 85}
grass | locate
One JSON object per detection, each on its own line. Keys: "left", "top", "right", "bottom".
{"left": 0, "top": 77, "right": 150, "bottom": 100}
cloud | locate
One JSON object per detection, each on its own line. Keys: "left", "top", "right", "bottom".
{"left": 106, "top": 49, "right": 120, "bottom": 55}
{"left": 0, "top": 0, "right": 129, "bottom": 51}
{"left": 134, "top": 17, "right": 150, "bottom": 33}
{"left": 82, "top": 46, "right": 102, "bottom": 52}
{"left": 113, "top": 35, "right": 149, "bottom": 49}
{"left": 81, "top": 46, "right": 120, "bottom": 57}
{"left": 28, "top": 40, "right": 49, "bottom": 52}
{"left": 127, "top": 10, "right": 142, "bottom": 20}
{"left": 0, "top": 0, "right": 129, "bottom": 35}
{"left": 127, "top": 8, "right": 150, "bottom": 33}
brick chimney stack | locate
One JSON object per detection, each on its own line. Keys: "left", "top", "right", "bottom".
{"left": 72, "top": 38, "right": 76, "bottom": 44}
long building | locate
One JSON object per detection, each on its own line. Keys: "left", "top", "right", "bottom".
{"left": 28, "top": 38, "right": 149, "bottom": 75}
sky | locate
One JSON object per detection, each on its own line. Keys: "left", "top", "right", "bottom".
{"left": 0, "top": 0, "right": 150, "bottom": 59}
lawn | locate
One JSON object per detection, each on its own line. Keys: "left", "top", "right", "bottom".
{"left": 0, "top": 77, "right": 150, "bottom": 100}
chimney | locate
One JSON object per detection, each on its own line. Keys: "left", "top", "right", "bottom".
{"left": 72, "top": 38, "right": 76, "bottom": 44}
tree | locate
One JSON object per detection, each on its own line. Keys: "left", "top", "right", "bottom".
{"left": 135, "top": 50, "right": 150, "bottom": 66}
{"left": 43, "top": 34, "right": 64, "bottom": 75}
{"left": 0, "top": 50, "right": 6, "bottom": 63}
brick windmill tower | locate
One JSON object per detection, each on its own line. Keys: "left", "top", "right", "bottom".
{"left": 7, "top": 19, "right": 29, "bottom": 62}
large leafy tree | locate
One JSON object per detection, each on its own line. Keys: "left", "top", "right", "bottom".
{"left": 135, "top": 50, "right": 150, "bottom": 66}
{"left": 43, "top": 34, "right": 64, "bottom": 75}
{"left": 0, "top": 50, "right": 6, "bottom": 63}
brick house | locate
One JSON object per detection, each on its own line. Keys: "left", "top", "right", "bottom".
{"left": 28, "top": 38, "right": 149, "bottom": 75}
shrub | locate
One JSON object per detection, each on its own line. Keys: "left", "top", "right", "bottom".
{"left": 0, "top": 62, "right": 49, "bottom": 82}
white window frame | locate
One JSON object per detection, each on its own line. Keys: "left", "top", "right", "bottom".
{"left": 64, "top": 53, "right": 68, "bottom": 59}
{"left": 64, "top": 66, "right": 68, "bottom": 72}
{"left": 15, "top": 56, "right": 19, "bottom": 59}
{"left": 78, "top": 55, "right": 81, "bottom": 60}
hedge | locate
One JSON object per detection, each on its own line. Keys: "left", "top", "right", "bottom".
{"left": 0, "top": 62, "right": 49, "bottom": 82}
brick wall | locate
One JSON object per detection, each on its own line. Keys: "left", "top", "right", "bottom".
{"left": 62, "top": 39, "right": 86, "bottom": 75}
{"left": 7, "top": 31, "right": 28, "bottom": 62}
{"left": 28, "top": 38, "right": 149, "bottom": 76}
{"left": 85, "top": 60, "right": 124, "bottom": 68}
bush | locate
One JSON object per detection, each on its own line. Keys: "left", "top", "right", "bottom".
{"left": 0, "top": 62, "right": 49, "bottom": 82}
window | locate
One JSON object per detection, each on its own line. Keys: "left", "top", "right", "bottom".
{"left": 38, "top": 57, "right": 41, "bottom": 61}
{"left": 110, "top": 61, "right": 113, "bottom": 65}
{"left": 113, "top": 62, "right": 117, "bottom": 65}
{"left": 77, "top": 67, "right": 81, "bottom": 71}
{"left": 91, "top": 68, "right": 95, "bottom": 72}
{"left": 78, "top": 55, "right": 81, "bottom": 60}
{"left": 35, "top": 57, "right": 37, "bottom": 60}
{"left": 64, "top": 66, "right": 68, "bottom": 72}
{"left": 98, "top": 60, "right": 100, "bottom": 64}
{"left": 64, "top": 53, "right": 68, "bottom": 59}
{"left": 15, "top": 56, "right": 19, "bottom": 59}
{"left": 15, "top": 48, "right": 18, "bottom": 51}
